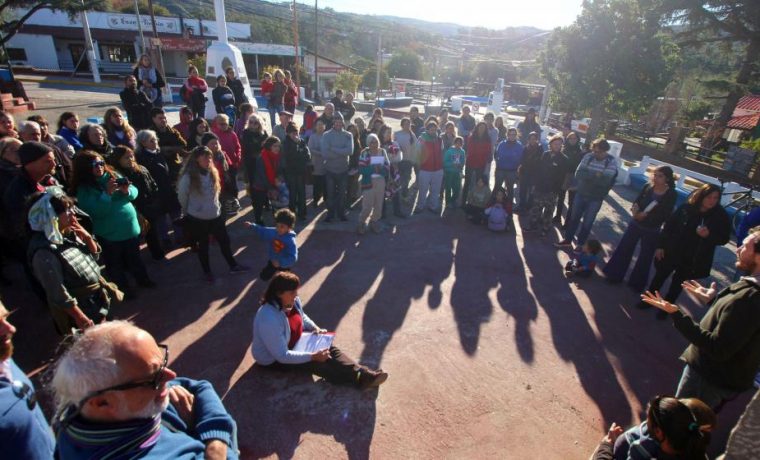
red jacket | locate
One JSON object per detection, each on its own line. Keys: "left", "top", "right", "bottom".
{"left": 418, "top": 134, "right": 443, "bottom": 171}
{"left": 284, "top": 79, "right": 299, "bottom": 108}
{"left": 212, "top": 126, "right": 242, "bottom": 169}
{"left": 260, "top": 80, "right": 274, "bottom": 98}
{"left": 261, "top": 148, "right": 280, "bottom": 188}
{"left": 466, "top": 135, "right": 492, "bottom": 168}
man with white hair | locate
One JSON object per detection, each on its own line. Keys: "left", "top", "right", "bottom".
{"left": 18, "top": 120, "right": 72, "bottom": 187}
{"left": 0, "top": 298, "right": 56, "bottom": 458}
{"left": 52, "top": 321, "right": 238, "bottom": 459}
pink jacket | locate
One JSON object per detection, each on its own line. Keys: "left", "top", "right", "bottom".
{"left": 212, "top": 126, "right": 242, "bottom": 169}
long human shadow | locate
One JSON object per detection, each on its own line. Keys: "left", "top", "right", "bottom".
{"left": 359, "top": 224, "right": 454, "bottom": 367}
{"left": 226, "top": 365, "right": 378, "bottom": 460}
{"left": 521, "top": 233, "right": 633, "bottom": 427}
{"left": 448, "top": 222, "right": 507, "bottom": 356}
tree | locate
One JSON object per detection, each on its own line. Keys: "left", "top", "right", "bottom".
{"left": 1, "top": 0, "right": 105, "bottom": 46}
{"left": 654, "top": 1, "right": 760, "bottom": 149}
{"left": 361, "top": 64, "right": 389, "bottom": 90}
{"left": 334, "top": 71, "right": 361, "bottom": 94}
{"left": 118, "top": 0, "right": 169, "bottom": 16}
{"left": 542, "top": 0, "right": 680, "bottom": 140}
{"left": 386, "top": 50, "right": 424, "bottom": 80}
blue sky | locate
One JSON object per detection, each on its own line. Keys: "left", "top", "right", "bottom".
{"left": 317, "top": 0, "right": 584, "bottom": 30}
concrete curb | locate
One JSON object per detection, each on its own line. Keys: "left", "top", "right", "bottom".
{"left": 17, "top": 77, "right": 122, "bottom": 89}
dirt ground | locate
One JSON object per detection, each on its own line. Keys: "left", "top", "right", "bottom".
{"left": 2, "top": 82, "right": 753, "bottom": 459}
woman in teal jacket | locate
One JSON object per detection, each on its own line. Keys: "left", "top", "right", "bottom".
{"left": 70, "top": 150, "right": 154, "bottom": 298}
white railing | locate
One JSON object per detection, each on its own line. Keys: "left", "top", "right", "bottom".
{"left": 624, "top": 156, "right": 760, "bottom": 207}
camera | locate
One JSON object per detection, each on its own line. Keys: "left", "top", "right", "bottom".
{"left": 115, "top": 177, "right": 129, "bottom": 186}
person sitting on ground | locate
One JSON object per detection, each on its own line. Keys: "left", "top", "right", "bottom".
{"left": 251, "top": 271, "right": 388, "bottom": 389}
{"left": 57, "top": 112, "right": 84, "bottom": 152}
{"left": 0, "top": 298, "right": 56, "bottom": 459}
{"left": 591, "top": 395, "right": 712, "bottom": 460}
{"left": 177, "top": 147, "right": 249, "bottom": 283}
{"left": 119, "top": 75, "right": 153, "bottom": 131}
{"left": 564, "top": 239, "right": 602, "bottom": 278}
{"left": 78, "top": 124, "right": 113, "bottom": 159}
{"left": 641, "top": 226, "right": 760, "bottom": 409}
{"left": 244, "top": 208, "right": 297, "bottom": 281}
{"left": 485, "top": 187, "right": 511, "bottom": 232}
{"left": 52, "top": 320, "right": 239, "bottom": 459}
{"left": 465, "top": 175, "right": 491, "bottom": 225}
{"left": 27, "top": 188, "right": 120, "bottom": 334}
{"left": 102, "top": 107, "right": 137, "bottom": 150}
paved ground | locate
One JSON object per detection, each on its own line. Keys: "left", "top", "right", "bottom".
{"left": 2, "top": 83, "right": 754, "bottom": 459}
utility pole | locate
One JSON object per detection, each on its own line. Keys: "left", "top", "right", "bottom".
{"left": 291, "top": 0, "right": 300, "bottom": 87}
{"left": 375, "top": 34, "right": 382, "bottom": 93}
{"left": 134, "top": 0, "right": 146, "bottom": 54}
{"left": 314, "top": 0, "right": 319, "bottom": 101}
{"left": 80, "top": 7, "right": 101, "bottom": 83}
{"left": 146, "top": 0, "right": 167, "bottom": 98}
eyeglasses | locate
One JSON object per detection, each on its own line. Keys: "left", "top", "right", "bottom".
{"left": 12, "top": 380, "right": 38, "bottom": 410}
{"left": 91, "top": 160, "right": 105, "bottom": 168}
{"left": 76, "top": 344, "right": 169, "bottom": 408}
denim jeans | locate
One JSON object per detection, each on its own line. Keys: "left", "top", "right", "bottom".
{"left": 268, "top": 104, "right": 283, "bottom": 130}
{"left": 495, "top": 169, "right": 518, "bottom": 209}
{"left": 676, "top": 364, "right": 739, "bottom": 410}
{"left": 325, "top": 171, "right": 348, "bottom": 219}
{"left": 563, "top": 194, "right": 604, "bottom": 245}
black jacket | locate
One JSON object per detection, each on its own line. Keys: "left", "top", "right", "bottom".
{"left": 533, "top": 151, "right": 570, "bottom": 194}
{"left": 119, "top": 87, "right": 153, "bottom": 131}
{"left": 227, "top": 78, "right": 248, "bottom": 107}
{"left": 519, "top": 143, "right": 543, "bottom": 180}
{"left": 281, "top": 136, "right": 311, "bottom": 176}
{"left": 212, "top": 86, "right": 236, "bottom": 114}
{"left": 630, "top": 184, "right": 677, "bottom": 230}
{"left": 118, "top": 165, "right": 159, "bottom": 215}
{"left": 674, "top": 278, "right": 760, "bottom": 391}
{"left": 657, "top": 203, "right": 731, "bottom": 278}
{"left": 3, "top": 172, "right": 58, "bottom": 241}
{"left": 241, "top": 130, "right": 268, "bottom": 186}
{"left": 136, "top": 150, "right": 179, "bottom": 213}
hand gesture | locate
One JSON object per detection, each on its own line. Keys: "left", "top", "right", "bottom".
{"left": 640, "top": 291, "right": 678, "bottom": 314}
{"left": 697, "top": 226, "right": 710, "bottom": 238}
{"left": 654, "top": 249, "right": 665, "bottom": 261}
{"left": 106, "top": 178, "right": 118, "bottom": 195}
{"left": 118, "top": 182, "right": 130, "bottom": 194}
{"left": 168, "top": 385, "right": 195, "bottom": 427}
{"left": 603, "top": 423, "right": 624, "bottom": 444}
{"left": 314, "top": 327, "right": 328, "bottom": 334}
{"left": 69, "top": 217, "right": 91, "bottom": 240}
{"left": 682, "top": 280, "right": 717, "bottom": 305}
{"left": 311, "top": 348, "right": 330, "bottom": 362}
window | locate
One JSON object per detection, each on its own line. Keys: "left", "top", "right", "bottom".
{"left": 7, "top": 48, "right": 27, "bottom": 61}
{"left": 101, "top": 44, "right": 135, "bottom": 64}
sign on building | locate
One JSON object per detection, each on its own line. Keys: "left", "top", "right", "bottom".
{"left": 107, "top": 14, "right": 180, "bottom": 33}
{"left": 724, "top": 146, "right": 757, "bottom": 177}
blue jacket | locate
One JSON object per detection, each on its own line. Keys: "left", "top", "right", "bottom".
{"left": 494, "top": 140, "right": 524, "bottom": 171}
{"left": 251, "top": 224, "right": 298, "bottom": 268}
{"left": 57, "top": 126, "right": 84, "bottom": 151}
{"left": 737, "top": 206, "right": 760, "bottom": 243}
{"left": 57, "top": 377, "right": 238, "bottom": 459}
{"left": 251, "top": 298, "right": 318, "bottom": 365}
{"left": 0, "top": 359, "right": 55, "bottom": 460}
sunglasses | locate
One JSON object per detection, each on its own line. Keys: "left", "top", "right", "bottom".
{"left": 91, "top": 160, "right": 105, "bottom": 168}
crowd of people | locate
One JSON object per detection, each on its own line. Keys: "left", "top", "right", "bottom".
{"left": 0, "top": 58, "right": 759, "bottom": 458}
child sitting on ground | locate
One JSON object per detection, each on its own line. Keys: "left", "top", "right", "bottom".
{"left": 269, "top": 175, "right": 290, "bottom": 210}
{"left": 485, "top": 187, "right": 512, "bottom": 232}
{"left": 244, "top": 208, "right": 298, "bottom": 281}
{"left": 564, "top": 239, "right": 602, "bottom": 277}
{"left": 465, "top": 175, "right": 491, "bottom": 224}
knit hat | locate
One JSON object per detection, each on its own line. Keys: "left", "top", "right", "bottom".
{"left": 19, "top": 141, "right": 52, "bottom": 166}
{"left": 333, "top": 112, "right": 344, "bottom": 123}
{"left": 200, "top": 132, "right": 219, "bottom": 146}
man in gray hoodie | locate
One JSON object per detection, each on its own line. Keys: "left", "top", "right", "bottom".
{"left": 320, "top": 113, "right": 354, "bottom": 221}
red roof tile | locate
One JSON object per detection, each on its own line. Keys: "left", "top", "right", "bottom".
{"left": 727, "top": 113, "right": 760, "bottom": 130}
{"left": 736, "top": 94, "right": 760, "bottom": 112}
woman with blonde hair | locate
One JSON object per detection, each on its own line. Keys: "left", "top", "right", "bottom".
{"left": 177, "top": 147, "right": 248, "bottom": 282}
{"left": 102, "top": 107, "right": 136, "bottom": 150}
{"left": 132, "top": 53, "right": 166, "bottom": 107}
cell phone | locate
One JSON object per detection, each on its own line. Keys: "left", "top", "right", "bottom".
{"left": 115, "top": 177, "right": 129, "bottom": 186}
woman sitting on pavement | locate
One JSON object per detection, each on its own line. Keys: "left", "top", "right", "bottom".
{"left": 638, "top": 183, "right": 730, "bottom": 318}
{"left": 57, "top": 112, "right": 84, "bottom": 152}
{"left": 603, "top": 166, "right": 677, "bottom": 291}
{"left": 27, "top": 187, "right": 121, "bottom": 334}
{"left": 251, "top": 271, "right": 389, "bottom": 389}
{"left": 102, "top": 107, "right": 137, "bottom": 150}
{"left": 70, "top": 150, "right": 154, "bottom": 299}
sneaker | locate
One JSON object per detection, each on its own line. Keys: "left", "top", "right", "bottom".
{"left": 554, "top": 240, "right": 573, "bottom": 248}
{"left": 229, "top": 264, "right": 250, "bottom": 273}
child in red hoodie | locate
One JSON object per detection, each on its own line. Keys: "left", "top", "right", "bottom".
{"left": 211, "top": 114, "right": 242, "bottom": 214}
{"left": 184, "top": 65, "right": 208, "bottom": 118}
{"left": 250, "top": 136, "right": 282, "bottom": 224}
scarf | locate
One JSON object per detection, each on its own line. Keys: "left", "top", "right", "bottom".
{"left": 137, "top": 66, "right": 157, "bottom": 85}
{"left": 27, "top": 186, "right": 67, "bottom": 245}
{"left": 57, "top": 408, "right": 162, "bottom": 460}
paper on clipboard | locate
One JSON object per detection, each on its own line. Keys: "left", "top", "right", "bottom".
{"left": 370, "top": 156, "right": 385, "bottom": 165}
{"left": 293, "top": 332, "right": 335, "bottom": 353}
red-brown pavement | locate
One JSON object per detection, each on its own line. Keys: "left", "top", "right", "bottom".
{"left": 3, "top": 183, "right": 750, "bottom": 459}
